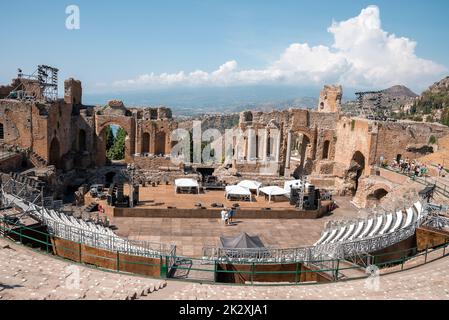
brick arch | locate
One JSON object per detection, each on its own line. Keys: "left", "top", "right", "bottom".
{"left": 95, "top": 117, "right": 134, "bottom": 166}
{"left": 96, "top": 118, "right": 132, "bottom": 137}
{"left": 366, "top": 184, "right": 392, "bottom": 199}
{"left": 290, "top": 131, "right": 313, "bottom": 178}
{"left": 141, "top": 132, "right": 150, "bottom": 154}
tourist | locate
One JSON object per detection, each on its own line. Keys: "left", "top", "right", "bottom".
{"left": 229, "top": 207, "right": 235, "bottom": 224}
{"left": 221, "top": 208, "right": 227, "bottom": 225}
{"left": 438, "top": 164, "right": 443, "bottom": 176}
{"left": 224, "top": 210, "right": 230, "bottom": 226}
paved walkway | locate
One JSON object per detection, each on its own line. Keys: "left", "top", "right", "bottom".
{"left": 2, "top": 237, "right": 449, "bottom": 300}
{"left": 0, "top": 238, "right": 166, "bottom": 300}
{"left": 111, "top": 196, "right": 364, "bottom": 256}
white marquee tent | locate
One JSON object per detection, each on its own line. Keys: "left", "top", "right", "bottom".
{"left": 225, "top": 185, "right": 252, "bottom": 201}
{"left": 175, "top": 178, "right": 200, "bottom": 194}
{"left": 259, "top": 186, "right": 289, "bottom": 203}
{"left": 237, "top": 180, "right": 262, "bottom": 196}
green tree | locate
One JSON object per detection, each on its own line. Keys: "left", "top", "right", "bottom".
{"left": 105, "top": 126, "right": 115, "bottom": 151}
{"left": 441, "top": 108, "right": 449, "bottom": 127}
{"left": 107, "top": 127, "right": 126, "bottom": 160}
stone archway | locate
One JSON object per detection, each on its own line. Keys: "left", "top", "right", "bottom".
{"left": 290, "top": 132, "right": 311, "bottom": 178}
{"left": 361, "top": 183, "right": 392, "bottom": 208}
{"left": 367, "top": 188, "right": 389, "bottom": 200}
{"left": 322, "top": 140, "right": 330, "bottom": 159}
{"left": 96, "top": 124, "right": 130, "bottom": 166}
{"left": 105, "top": 171, "right": 116, "bottom": 187}
{"left": 142, "top": 132, "right": 150, "bottom": 154}
{"left": 49, "top": 137, "right": 60, "bottom": 167}
{"left": 155, "top": 132, "right": 166, "bottom": 155}
{"left": 95, "top": 115, "right": 134, "bottom": 167}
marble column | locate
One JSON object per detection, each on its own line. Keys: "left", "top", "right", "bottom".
{"left": 285, "top": 130, "right": 292, "bottom": 169}
{"left": 247, "top": 127, "right": 255, "bottom": 162}
{"left": 275, "top": 129, "right": 281, "bottom": 163}
{"left": 263, "top": 129, "right": 269, "bottom": 162}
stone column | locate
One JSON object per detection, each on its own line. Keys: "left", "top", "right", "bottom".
{"left": 285, "top": 130, "right": 292, "bottom": 169}
{"left": 263, "top": 129, "right": 269, "bottom": 162}
{"left": 275, "top": 129, "right": 281, "bottom": 162}
{"left": 134, "top": 113, "right": 139, "bottom": 155}
{"left": 247, "top": 127, "right": 255, "bottom": 162}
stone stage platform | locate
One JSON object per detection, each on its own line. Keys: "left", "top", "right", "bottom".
{"left": 109, "top": 196, "right": 363, "bottom": 257}
{"left": 110, "top": 185, "right": 331, "bottom": 219}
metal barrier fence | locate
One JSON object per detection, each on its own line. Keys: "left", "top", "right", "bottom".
{"left": 202, "top": 213, "right": 423, "bottom": 263}
{"left": 380, "top": 166, "right": 449, "bottom": 198}
{"left": 41, "top": 215, "right": 174, "bottom": 258}
{"left": 2, "top": 216, "right": 449, "bottom": 286}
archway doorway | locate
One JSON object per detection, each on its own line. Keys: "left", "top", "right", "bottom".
{"left": 49, "top": 137, "right": 60, "bottom": 167}
{"left": 366, "top": 188, "right": 389, "bottom": 206}
{"left": 322, "top": 140, "right": 330, "bottom": 159}
{"left": 155, "top": 132, "right": 166, "bottom": 155}
{"left": 102, "top": 124, "right": 128, "bottom": 163}
{"left": 105, "top": 172, "right": 116, "bottom": 188}
{"left": 142, "top": 132, "right": 150, "bottom": 154}
{"left": 79, "top": 129, "right": 86, "bottom": 152}
{"left": 290, "top": 132, "right": 310, "bottom": 178}
{"left": 349, "top": 151, "right": 366, "bottom": 195}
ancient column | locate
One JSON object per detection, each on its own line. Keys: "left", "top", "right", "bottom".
{"left": 285, "top": 130, "right": 292, "bottom": 169}
{"left": 247, "top": 127, "right": 255, "bottom": 162}
{"left": 263, "top": 129, "right": 269, "bottom": 163}
{"left": 275, "top": 129, "right": 281, "bottom": 162}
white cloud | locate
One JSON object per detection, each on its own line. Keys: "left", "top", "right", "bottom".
{"left": 112, "top": 5, "right": 446, "bottom": 90}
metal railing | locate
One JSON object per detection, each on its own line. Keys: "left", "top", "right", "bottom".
{"left": 2, "top": 214, "right": 449, "bottom": 286}
{"left": 380, "top": 165, "right": 449, "bottom": 198}
{"left": 201, "top": 204, "right": 433, "bottom": 263}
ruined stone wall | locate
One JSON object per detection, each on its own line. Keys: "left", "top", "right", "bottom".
{"left": 374, "top": 121, "right": 449, "bottom": 163}
{"left": 64, "top": 78, "right": 82, "bottom": 105}
{"left": 317, "top": 85, "right": 342, "bottom": 113}
{"left": 70, "top": 107, "right": 96, "bottom": 168}
{"left": 47, "top": 100, "right": 74, "bottom": 155}
{"left": 136, "top": 118, "right": 176, "bottom": 156}
{"left": 333, "top": 118, "right": 374, "bottom": 177}
{"left": 0, "top": 100, "right": 34, "bottom": 149}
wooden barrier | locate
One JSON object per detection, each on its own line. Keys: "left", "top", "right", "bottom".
{"left": 416, "top": 227, "right": 449, "bottom": 251}
{"left": 51, "top": 237, "right": 162, "bottom": 278}
{"left": 216, "top": 262, "right": 332, "bottom": 284}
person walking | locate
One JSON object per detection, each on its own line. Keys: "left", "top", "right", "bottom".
{"left": 221, "top": 208, "right": 227, "bottom": 226}
{"left": 224, "top": 210, "right": 230, "bottom": 226}
{"left": 229, "top": 207, "right": 235, "bottom": 224}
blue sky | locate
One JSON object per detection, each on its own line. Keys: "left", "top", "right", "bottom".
{"left": 0, "top": 0, "right": 448, "bottom": 101}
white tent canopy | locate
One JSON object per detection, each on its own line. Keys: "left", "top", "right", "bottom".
{"left": 237, "top": 180, "right": 262, "bottom": 195}
{"left": 259, "top": 186, "right": 289, "bottom": 202}
{"left": 175, "top": 178, "right": 199, "bottom": 194}
{"left": 225, "top": 185, "right": 252, "bottom": 201}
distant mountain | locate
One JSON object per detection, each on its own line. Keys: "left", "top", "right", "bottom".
{"left": 83, "top": 85, "right": 319, "bottom": 116}
{"left": 382, "top": 85, "right": 418, "bottom": 98}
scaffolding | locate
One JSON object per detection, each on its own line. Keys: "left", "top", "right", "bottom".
{"left": 355, "top": 91, "right": 392, "bottom": 121}
{"left": 6, "top": 65, "right": 59, "bottom": 102}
